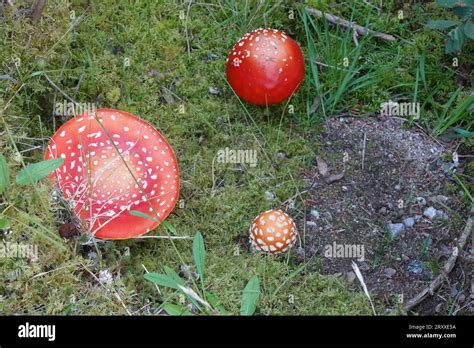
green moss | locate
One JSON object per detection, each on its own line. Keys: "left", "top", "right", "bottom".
{"left": 0, "top": 0, "right": 470, "bottom": 315}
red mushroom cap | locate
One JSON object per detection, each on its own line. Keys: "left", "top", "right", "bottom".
{"left": 45, "top": 108, "right": 180, "bottom": 240}
{"left": 226, "top": 28, "right": 304, "bottom": 106}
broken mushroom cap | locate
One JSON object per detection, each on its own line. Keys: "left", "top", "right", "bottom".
{"left": 249, "top": 209, "right": 297, "bottom": 254}
{"left": 226, "top": 28, "right": 304, "bottom": 106}
{"left": 45, "top": 108, "right": 180, "bottom": 240}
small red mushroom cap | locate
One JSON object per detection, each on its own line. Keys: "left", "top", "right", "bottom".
{"left": 45, "top": 108, "right": 180, "bottom": 240}
{"left": 249, "top": 209, "right": 297, "bottom": 254}
{"left": 226, "top": 28, "right": 304, "bottom": 106}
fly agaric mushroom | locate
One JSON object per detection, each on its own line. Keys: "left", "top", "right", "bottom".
{"left": 45, "top": 108, "right": 180, "bottom": 240}
{"left": 226, "top": 28, "right": 304, "bottom": 106}
{"left": 249, "top": 209, "right": 297, "bottom": 254}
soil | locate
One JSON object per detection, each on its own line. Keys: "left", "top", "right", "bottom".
{"left": 297, "top": 116, "right": 472, "bottom": 315}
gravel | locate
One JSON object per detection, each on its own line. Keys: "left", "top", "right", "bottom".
{"left": 407, "top": 260, "right": 425, "bottom": 275}
{"left": 423, "top": 206, "right": 437, "bottom": 220}
{"left": 403, "top": 217, "right": 415, "bottom": 228}
{"left": 388, "top": 223, "right": 405, "bottom": 238}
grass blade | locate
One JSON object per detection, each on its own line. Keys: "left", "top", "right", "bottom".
{"left": 144, "top": 272, "right": 180, "bottom": 290}
{"left": 351, "top": 261, "right": 376, "bottom": 315}
{"left": 128, "top": 210, "right": 158, "bottom": 221}
{"left": 193, "top": 231, "right": 206, "bottom": 289}
{"left": 15, "top": 158, "right": 64, "bottom": 185}
{"left": 240, "top": 275, "right": 260, "bottom": 316}
{"left": 163, "top": 303, "right": 194, "bottom": 316}
{"left": 0, "top": 153, "right": 9, "bottom": 194}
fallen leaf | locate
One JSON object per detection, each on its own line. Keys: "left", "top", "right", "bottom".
{"left": 324, "top": 172, "right": 344, "bottom": 184}
{"left": 316, "top": 156, "right": 329, "bottom": 177}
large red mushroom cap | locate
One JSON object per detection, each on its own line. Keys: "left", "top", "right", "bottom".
{"left": 45, "top": 108, "right": 180, "bottom": 240}
{"left": 226, "top": 28, "right": 304, "bottom": 106}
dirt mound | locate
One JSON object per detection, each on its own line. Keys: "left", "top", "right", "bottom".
{"left": 298, "top": 116, "right": 471, "bottom": 314}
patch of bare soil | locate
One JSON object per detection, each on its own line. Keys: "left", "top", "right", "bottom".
{"left": 297, "top": 116, "right": 472, "bottom": 314}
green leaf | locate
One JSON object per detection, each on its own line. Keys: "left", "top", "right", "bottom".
{"left": 453, "top": 5, "right": 474, "bottom": 18}
{"left": 163, "top": 266, "right": 184, "bottom": 285}
{"left": 205, "top": 292, "right": 230, "bottom": 315}
{"left": 128, "top": 211, "right": 177, "bottom": 235}
{"left": 436, "top": 0, "right": 461, "bottom": 7}
{"left": 0, "top": 217, "right": 10, "bottom": 230}
{"left": 445, "top": 27, "right": 465, "bottom": 53}
{"left": 463, "top": 22, "right": 474, "bottom": 38}
{"left": 128, "top": 210, "right": 158, "bottom": 221}
{"left": 427, "top": 20, "right": 459, "bottom": 29}
{"left": 193, "top": 231, "right": 205, "bottom": 283}
{"left": 240, "top": 275, "right": 260, "bottom": 316}
{"left": 144, "top": 272, "right": 180, "bottom": 290}
{"left": 163, "top": 303, "right": 194, "bottom": 316}
{"left": 161, "top": 220, "right": 177, "bottom": 235}
{"left": 15, "top": 158, "right": 64, "bottom": 185}
{"left": 0, "top": 153, "right": 9, "bottom": 194}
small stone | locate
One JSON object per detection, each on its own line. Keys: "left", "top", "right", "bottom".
{"left": 310, "top": 210, "right": 320, "bottom": 219}
{"left": 403, "top": 217, "right": 415, "bottom": 228}
{"left": 378, "top": 207, "right": 387, "bottom": 215}
{"left": 435, "top": 210, "right": 449, "bottom": 220}
{"left": 401, "top": 254, "right": 410, "bottom": 261}
{"left": 277, "top": 152, "right": 286, "bottom": 161}
{"left": 209, "top": 86, "right": 221, "bottom": 95}
{"left": 407, "top": 260, "right": 425, "bottom": 275}
{"left": 416, "top": 197, "right": 427, "bottom": 206}
{"left": 323, "top": 211, "right": 333, "bottom": 221}
{"left": 429, "top": 195, "right": 448, "bottom": 205}
{"left": 342, "top": 185, "right": 348, "bottom": 192}
{"left": 98, "top": 270, "right": 113, "bottom": 286}
{"left": 264, "top": 191, "right": 275, "bottom": 201}
{"left": 295, "top": 246, "right": 305, "bottom": 259}
{"left": 346, "top": 271, "right": 356, "bottom": 284}
{"left": 383, "top": 267, "right": 397, "bottom": 278}
{"left": 423, "top": 207, "right": 437, "bottom": 220}
{"left": 307, "top": 221, "right": 317, "bottom": 227}
{"left": 388, "top": 223, "right": 405, "bottom": 238}
{"left": 394, "top": 184, "right": 401, "bottom": 191}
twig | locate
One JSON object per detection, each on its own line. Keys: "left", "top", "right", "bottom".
{"left": 404, "top": 206, "right": 473, "bottom": 311}
{"left": 312, "top": 60, "right": 359, "bottom": 74}
{"left": 30, "top": 0, "right": 46, "bottom": 23}
{"left": 361, "top": 131, "right": 367, "bottom": 171}
{"left": 305, "top": 6, "right": 396, "bottom": 42}
{"left": 362, "top": 0, "right": 381, "bottom": 11}
{"left": 44, "top": 73, "right": 77, "bottom": 103}
{"left": 184, "top": 0, "right": 193, "bottom": 55}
